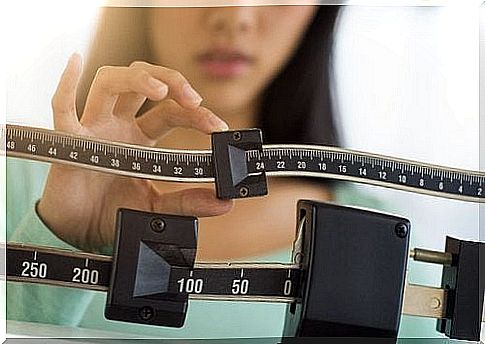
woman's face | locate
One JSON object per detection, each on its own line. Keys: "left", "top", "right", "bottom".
{"left": 148, "top": 6, "right": 318, "bottom": 120}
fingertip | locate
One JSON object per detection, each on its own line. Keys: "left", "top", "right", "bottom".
{"left": 208, "top": 115, "right": 229, "bottom": 133}
{"left": 204, "top": 199, "right": 234, "bottom": 217}
{"left": 192, "top": 188, "right": 234, "bottom": 216}
{"left": 159, "top": 84, "right": 169, "bottom": 99}
{"left": 214, "top": 189, "right": 234, "bottom": 208}
{"left": 189, "top": 107, "right": 228, "bottom": 134}
{"left": 67, "top": 52, "right": 83, "bottom": 74}
{"left": 148, "top": 82, "right": 169, "bottom": 101}
{"left": 182, "top": 84, "right": 203, "bottom": 108}
{"left": 220, "top": 199, "right": 234, "bottom": 213}
{"left": 218, "top": 121, "right": 230, "bottom": 132}
{"left": 70, "top": 52, "right": 82, "bottom": 63}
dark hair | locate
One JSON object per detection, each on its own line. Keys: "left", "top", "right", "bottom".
{"left": 259, "top": 7, "right": 341, "bottom": 146}
{"left": 78, "top": 7, "right": 341, "bottom": 147}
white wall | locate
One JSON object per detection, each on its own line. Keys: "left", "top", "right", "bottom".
{"left": 334, "top": 5, "right": 481, "bottom": 339}
{"left": 6, "top": 1, "right": 98, "bottom": 127}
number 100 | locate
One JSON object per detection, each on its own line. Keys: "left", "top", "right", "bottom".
{"left": 177, "top": 277, "right": 203, "bottom": 294}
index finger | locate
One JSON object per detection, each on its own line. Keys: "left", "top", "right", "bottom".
{"left": 136, "top": 100, "right": 228, "bottom": 141}
{"left": 130, "top": 61, "right": 203, "bottom": 109}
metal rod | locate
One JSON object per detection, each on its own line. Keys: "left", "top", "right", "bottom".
{"left": 409, "top": 248, "right": 453, "bottom": 266}
{"left": 189, "top": 295, "right": 296, "bottom": 303}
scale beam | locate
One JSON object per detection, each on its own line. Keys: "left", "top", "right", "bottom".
{"left": 2, "top": 242, "right": 467, "bottom": 320}
{"left": 2, "top": 124, "right": 484, "bottom": 202}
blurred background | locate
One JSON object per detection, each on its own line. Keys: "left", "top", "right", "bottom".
{"left": 333, "top": 4, "right": 481, "bottom": 339}
{"left": 4, "top": 0, "right": 483, "bottom": 340}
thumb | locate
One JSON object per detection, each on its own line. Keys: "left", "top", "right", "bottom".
{"left": 153, "top": 188, "right": 233, "bottom": 217}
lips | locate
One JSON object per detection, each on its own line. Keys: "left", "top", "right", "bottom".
{"left": 197, "top": 48, "right": 254, "bottom": 79}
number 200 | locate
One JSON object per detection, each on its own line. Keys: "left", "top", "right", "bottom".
{"left": 72, "top": 267, "right": 99, "bottom": 285}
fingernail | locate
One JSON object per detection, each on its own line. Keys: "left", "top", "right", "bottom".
{"left": 148, "top": 76, "right": 164, "bottom": 89}
{"left": 148, "top": 77, "right": 168, "bottom": 96}
{"left": 210, "top": 116, "right": 229, "bottom": 131}
{"left": 183, "top": 84, "right": 203, "bottom": 105}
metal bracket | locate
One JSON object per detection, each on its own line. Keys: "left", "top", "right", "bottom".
{"left": 100, "top": 203, "right": 483, "bottom": 340}
{"left": 436, "top": 237, "right": 485, "bottom": 341}
{"left": 283, "top": 201, "right": 410, "bottom": 340}
{"left": 105, "top": 208, "right": 198, "bottom": 327}
{"left": 211, "top": 129, "right": 268, "bottom": 199}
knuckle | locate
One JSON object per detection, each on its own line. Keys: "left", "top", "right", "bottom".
{"left": 190, "top": 110, "right": 207, "bottom": 129}
{"left": 94, "top": 66, "right": 117, "bottom": 91}
{"left": 163, "top": 111, "right": 177, "bottom": 130}
{"left": 95, "top": 65, "right": 113, "bottom": 80}
{"left": 51, "top": 95, "right": 63, "bottom": 111}
{"left": 133, "top": 69, "right": 151, "bottom": 84}
{"left": 129, "top": 60, "right": 148, "bottom": 69}
{"left": 166, "top": 69, "right": 187, "bottom": 85}
{"left": 51, "top": 94, "right": 75, "bottom": 116}
{"left": 164, "top": 99, "right": 180, "bottom": 113}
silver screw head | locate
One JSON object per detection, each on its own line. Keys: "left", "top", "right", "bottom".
{"left": 239, "top": 186, "right": 249, "bottom": 197}
{"left": 150, "top": 218, "right": 166, "bottom": 233}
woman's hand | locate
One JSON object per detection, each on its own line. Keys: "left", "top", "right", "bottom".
{"left": 37, "top": 53, "right": 233, "bottom": 251}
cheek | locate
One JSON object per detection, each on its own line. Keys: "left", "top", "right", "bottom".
{"left": 148, "top": 10, "right": 200, "bottom": 69}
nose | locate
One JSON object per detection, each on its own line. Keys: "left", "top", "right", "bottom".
{"left": 205, "top": 7, "right": 257, "bottom": 35}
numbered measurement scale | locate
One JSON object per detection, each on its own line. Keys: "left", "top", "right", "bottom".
{"left": 2, "top": 124, "right": 484, "bottom": 342}
{"left": 3, "top": 124, "right": 483, "bottom": 202}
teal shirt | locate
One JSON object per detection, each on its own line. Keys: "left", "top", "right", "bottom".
{"left": 6, "top": 157, "right": 443, "bottom": 340}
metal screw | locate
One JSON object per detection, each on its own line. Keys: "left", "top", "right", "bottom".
{"left": 150, "top": 218, "right": 166, "bottom": 233}
{"left": 139, "top": 306, "right": 154, "bottom": 320}
{"left": 430, "top": 297, "right": 441, "bottom": 310}
{"left": 395, "top": 223, "right": 409, "bottom": 238}
{"left": 233, "top": 131, "right": 241, "bottom": 141}
{"left": 239, "top": 186, "right": 249, "bottom": 197}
